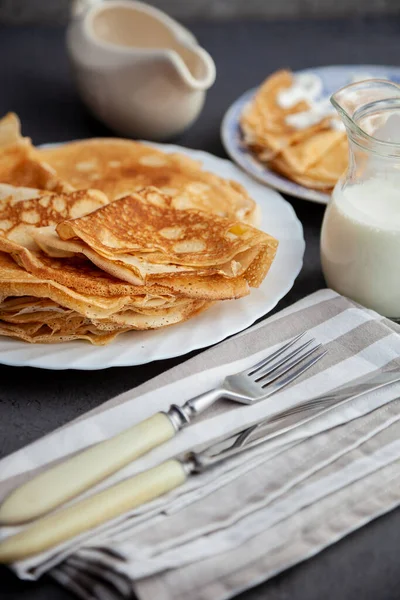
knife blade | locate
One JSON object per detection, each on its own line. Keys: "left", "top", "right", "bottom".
{"left": 0, "top": 368, "right": 399, "bottom": 563}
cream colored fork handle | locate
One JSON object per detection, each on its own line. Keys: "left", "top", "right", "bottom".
{"left": 0, "top": 459, "right": 186, "bottom": 564}
{"left": 0, "top": 413, "right": 175, "bottom": 525}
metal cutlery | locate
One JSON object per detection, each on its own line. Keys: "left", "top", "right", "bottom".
{"left": 0, "top": 333, "right": 324, "bottom": 524}
{"left": 1, "top": 366, "right": 400, "bottom": 564}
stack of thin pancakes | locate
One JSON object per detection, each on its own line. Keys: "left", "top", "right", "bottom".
{"left": 240, "top": 70, "right": 348, "bottom": 190}
{"left": 0, "top": 115, "right": 278, "bottom": 345}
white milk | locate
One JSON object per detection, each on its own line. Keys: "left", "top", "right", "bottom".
{"left": 321, "top": 179, "right": 400, "bottom": 317}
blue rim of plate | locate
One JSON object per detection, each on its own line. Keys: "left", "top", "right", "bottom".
{"left": 221, "top": 64, "right": 400, "bottom": 205}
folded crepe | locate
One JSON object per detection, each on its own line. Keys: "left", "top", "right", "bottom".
{"left": 0, "top": 185, "right": 254, "bottom": 301}
{"left": 0, "top": 252, "right": 137, "bottom": 320}
{"left": 240, "top": 70, "right": 348, "bottom": 191}
{"left": 0, "top": 295, "right": 128, "bottom": 344}
{"left": 0, "top": 187, "right": 211, "bottom": 343}
{"left": 275, "top": 128, "right": 345, "bottom": 175}
{"left": 0, "top": 250, "right": 211, "bottom": 344}
{"left": 240, "top": 70, "right": 334, "bottom": 156}
{"left": 0, "top": 184, "right": 108, "bottom": 254}
{"left": 38, "top": 187, "right": 278, "bottom": 289}
{"left": 0, "top": 113, "right": 73, "bottom": 193}
{"left": 0, "top": 320, "right": 126, "bottom": 345}
{"left": 269, "top": 135, "right": 348, "bottom": 189}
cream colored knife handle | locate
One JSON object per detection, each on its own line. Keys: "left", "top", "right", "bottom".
{"left": 0, "top": 459, "right": 187, "bottom": 564}
{"left": 0, "top": 412, "right": 175, "bottom": 525}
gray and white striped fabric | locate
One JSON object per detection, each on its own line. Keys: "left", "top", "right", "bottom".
{"left": 1, "top": 289, "right": 400, "bottom": 600}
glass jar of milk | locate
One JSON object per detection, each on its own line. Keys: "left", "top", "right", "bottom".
{"left": 321, "top": 79, "right": 400, "bottom": 318}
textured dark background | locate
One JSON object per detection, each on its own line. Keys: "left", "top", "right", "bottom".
{"left": 1, "top": 14, "right": 400, "bottom": 600}
{"left": 0, "top": 0, "right": 400, "bottom": 24}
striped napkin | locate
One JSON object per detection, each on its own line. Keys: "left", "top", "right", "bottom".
{"left": 1, "top": 289, "right": 400, "bottom": 600}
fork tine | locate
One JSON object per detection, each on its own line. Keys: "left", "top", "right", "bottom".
{"left": 255, "top": 342, "right": 321, "bottom": 384}
{"left": 247, "top": 331, "right": 306, "bottom": 375}
{"left": 251, "top": 338, "right": 315, "bottom": 380}
{"left": 228, "top": 350, "right": 327, "bottom": 448}
{"left": 261, "top": 348, "right": 328, "bottom": 392}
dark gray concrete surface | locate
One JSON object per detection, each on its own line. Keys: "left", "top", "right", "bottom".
{"left": 1, "top": 0, "right": 400, "bottom": 24}
{"left": 0, "top": 17, "right": 400, "bottom": 600}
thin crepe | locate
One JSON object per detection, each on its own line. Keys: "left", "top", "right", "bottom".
{"left": 0, "top": 253, "right": 212, "bottom": 343}
{"left": 37, "top": 137, "right": 261, "bottom": 225}
{"left": 0, "top": 186, "right": 109, "bottom": 255}
{"left": 240, "top": 70, "right": 334, "bottom": 157}
{"left": 0, "top": 320, "right": 127, "bottom": 345}
{"left": 53, "top": 187, "right": 278, "bottom": 287}
{"left": 240, "top": 70, "right": 348, "bottom": 190}
{"left": 0, "top": 113, "right": 72, "bottom": 193}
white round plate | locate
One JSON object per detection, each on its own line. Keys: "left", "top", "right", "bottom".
{"left": 221, "top": 64, "right": 400, "bottom": 205}
{"left": 0, "top": 143, "right": 304, "bottom": 370}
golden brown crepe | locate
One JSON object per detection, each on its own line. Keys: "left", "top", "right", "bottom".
{"left": 0, "top": 252, "right": 136, "bottom": 319}
{"left": 0, "top": 184, "right": 215, "bottom": 337}
{"left": 0, "top": 186, "right": 108, "bottom": 254}
{"left": 0, "top": 320, "right": 126, "bottom": 345}
{"left": 240, "top": 70, "right": 348, "bottom": 191}
{"left": 38, "top": 137, "right": 261, "bottom": 225}
{"left": 240, "top": 70, "right": 333, "bottom": 156}
{"left": 56, "top": 188, "right": 275, "bottom": 277}
{"left": 0, "top": 296, "right": 126, "bottom": 345}
{"left": 16, "top": 240, "right": 251, "bottom": 301}
{"left": 276, "top": 129, "right": 345, "bottom": 175}
{"left": 0, "top": 185, "right": 254, "bottom": 301}
{"left": 269, "top": 135, "right": 348, "bottom": 189}
{"left": 29, "top": 187, "right": 277, "bottom": 292}
{"left": 0, "top": 113, "right": 279, "bottom": 344}
{"left": 0, "top": 251, "right": 212, "bottom": 342}
{"left": 0, "top": 113, "right": 73, "bottom": 193}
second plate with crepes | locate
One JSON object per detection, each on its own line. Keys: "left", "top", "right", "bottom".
{"left": 221, "top": 64, "right": 400, "bottom": 204}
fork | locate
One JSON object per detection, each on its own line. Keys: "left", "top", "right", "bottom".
{"left": 3, "top": 366, "right": 400, "bottom": 563}
{"left": 0, "top": 333, "right": 325, "bottom": 525}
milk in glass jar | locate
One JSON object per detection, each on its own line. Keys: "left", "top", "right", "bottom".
{"left": 321, "top": 79, "right": 400, "bottom": 318}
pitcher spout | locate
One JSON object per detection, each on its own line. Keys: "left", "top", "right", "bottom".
{"left": 168, "top": 45, "right": 216, "bottom": 92}
{"left": 331, "top": 79, "right": 400, "bottom": 145}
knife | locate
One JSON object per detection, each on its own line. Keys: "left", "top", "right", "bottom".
{"left": 0, "top": 373, "right": 398, "bottom": 564}
{"left": 1, "top": 364, "right": 400, "bottom": 527}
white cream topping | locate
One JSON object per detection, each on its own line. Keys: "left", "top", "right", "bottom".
{"left": 277, "top": 73, "right": 338, "bottom": 130}
{"left": 277, "top": 73, "right": 323, "bottom": 109}
{"left": 279, "top": 72, "right": 390, "bottom": 132}
{"left": 277, "top": 72, "right": 375, "bottom": 132}
{"left": 285, "top": 97, "right": 338, "bottom": 129}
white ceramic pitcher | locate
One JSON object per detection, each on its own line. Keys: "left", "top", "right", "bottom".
{"left": 67, "top": 0, "right": 216, "bottom": 139}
